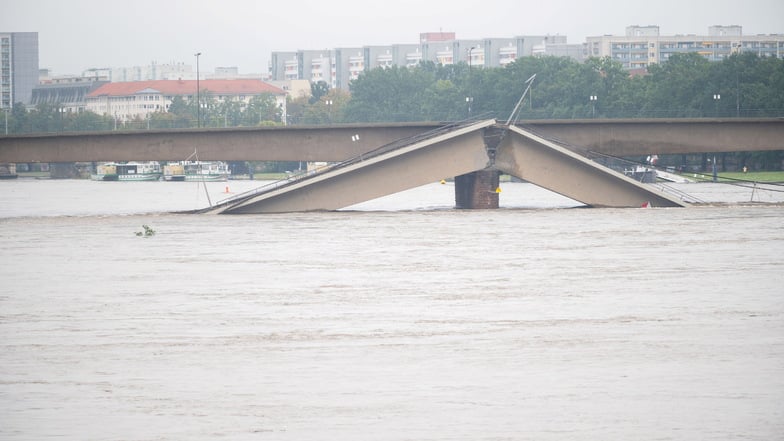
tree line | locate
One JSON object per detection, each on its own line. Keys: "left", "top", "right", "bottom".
{"left": 325, "top": 52, "right": 784, "bottom": 122}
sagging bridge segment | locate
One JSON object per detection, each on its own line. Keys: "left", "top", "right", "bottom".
{"left": 196, "top": 120, "right": 686, "bottom": 214}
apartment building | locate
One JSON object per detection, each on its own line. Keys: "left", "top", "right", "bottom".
{"left": 82, "top": 61, "right": 193, "bottom": 82}
{"left": 85, "top": 79, "right": 287, "bottom": 123}
{"left": 586, "top": 25, "right": 784, "bottom": 70}
{"left": 269, "top": 33, "right": 579, "bottom": 90}
{"left": 1, "top": 32, "right": 39, "bottom": 109}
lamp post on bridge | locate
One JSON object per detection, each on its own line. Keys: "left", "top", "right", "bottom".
{"left": 194, "top": 52, "right": 202, "bottom": 127}
{"left": 465, "top": 96, "right": 473, "bottom": 117}
{"left": 589, "top": 95, "right": 597, "bottom": 118}
{"left": 713, "top": 93, "right": 721, "bottom": 117}
{"left": 325, "top": 99, "right": 333, "bottom": 123}
{"left": 712, "top": 93, "right": 720, "bottom": 181}
{"left": 466, "top": 46, "right": 476, "bottom": 118}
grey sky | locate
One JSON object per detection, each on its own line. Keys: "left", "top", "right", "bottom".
{"left": 2, "top": 0, "right": 783, "bottom": 76}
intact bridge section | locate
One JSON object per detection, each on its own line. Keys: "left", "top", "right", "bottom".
{"left": 198, "top": 120, "right": 686, "bottom": 214}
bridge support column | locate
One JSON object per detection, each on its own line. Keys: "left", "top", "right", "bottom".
{"left": 454, "top": 169, "right": 500, "bottom": 209}
{"left": 49, "top": 162, "right": 80, "bottom": 179}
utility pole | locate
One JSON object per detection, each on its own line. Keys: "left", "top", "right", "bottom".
{"left": 195, "top": 52, "right": 201, "bottom": 127}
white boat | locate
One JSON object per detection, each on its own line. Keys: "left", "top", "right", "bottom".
{"left": 91, "top": 161, "right": 162, "bottom": 181}
{"left": 163, "top": 161, "right": 231, "bottom": 182}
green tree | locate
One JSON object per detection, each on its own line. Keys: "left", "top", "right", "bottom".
{"left": 344, "top": 64, "right": 436, "bottom": 122}
{"left": 300, "top": 89, "right": 350, "bottom": 124}
{"left": 70, "top": 110, "right": 113, "bottom": 131}
{"left": 308, "top": 80, "right": 330, "bottom": 104}
{"left": 166, "top": 95, "right": 195, "bottom": 127}
{"left": 420, "top": 79, "right": 465, "bottom": 120}
{"left": 642, "top": 52, "right": 712, "bottom": 117}
{"left": 242, "top": 93, "right": 282, "bottom": 126}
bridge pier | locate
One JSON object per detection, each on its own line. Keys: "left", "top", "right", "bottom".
{"left": 48, "top": 162, "right": 92, "bottom": 179}
{"left": 49, "top": 162, "right": 80, "bottom": 179}
{"left": 454, "top": 169, "right": 500, "bottom": 209}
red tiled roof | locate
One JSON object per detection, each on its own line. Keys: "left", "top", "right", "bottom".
{"left": 87, "top": 79, "right": 286, "bottom": 97}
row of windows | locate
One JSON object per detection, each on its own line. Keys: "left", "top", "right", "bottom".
{"left": 286, "top": 49, "right": 507, "bottom": 72}
{"left": 95, "top": 104, "right": 163, "bottom": 111}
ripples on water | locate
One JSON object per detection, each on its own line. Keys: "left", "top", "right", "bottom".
{"left": 1, "top": 179, "right": 783, "bottom": 440}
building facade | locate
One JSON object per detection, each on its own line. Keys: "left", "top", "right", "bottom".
{"left": 1, "top": 32, "right": 39, "bottom": 109}
{"left": 32, "top": 76, "right": 109, "bottom": 113}
{"left": 82, "top": 61, "right": 193, "bottom": 82}
{"left": 586, "top": 25, "right": 784, "bottom": 70}
{"left": 269, "top": 33, "right": 580, "bottom": 90}
{"left": 85, "top": 79, "right": 287, "bottom": 123}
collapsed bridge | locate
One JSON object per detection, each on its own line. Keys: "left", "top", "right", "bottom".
{"left": 193, "top": 119, "right": 686, "bottom": 214}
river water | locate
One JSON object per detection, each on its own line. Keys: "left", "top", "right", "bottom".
{"left": 1, "top": 178, "right": 783, "bottom": 440}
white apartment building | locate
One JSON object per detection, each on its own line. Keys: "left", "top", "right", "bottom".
{"left": 85, "top": 79, "right": 287, "bottom": 123}
{"left": 586, "top": 25, "right": 784, "bottom": 70}
{"left": 269, "top": 33, "right": 577, "bottom": 90}
{"left": 82, "top": 61, "right": 193, "bottom": 82}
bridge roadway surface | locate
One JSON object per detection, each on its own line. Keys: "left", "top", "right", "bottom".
{"left": 0, "top": 118, "right": 782, "bottom": 163}
{"left": 194, "top": 120, "right": 687, "bottom": 214}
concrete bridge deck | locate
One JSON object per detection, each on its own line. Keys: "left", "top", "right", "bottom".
{"left": 197, "top": 120, "right": 686, "bottom": 214}
{"left": 1, "top": 118, "right": 782, "bottom": 164}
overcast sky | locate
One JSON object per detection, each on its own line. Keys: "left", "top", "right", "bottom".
{"left": 2, "top": 0, "right": 783, "bottom": 76}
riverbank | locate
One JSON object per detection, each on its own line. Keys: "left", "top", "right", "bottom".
{"left": 13, "top": 171, "right": 291, "bottom": 181}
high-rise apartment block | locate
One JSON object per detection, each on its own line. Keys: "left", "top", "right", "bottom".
{"left": 1, "top": 32, "right": 39, "bottom": 109}
{"left": 82, "top": 61, "right": 193, "bottom": 82}
{"left": 586, "top": 25, "right": 784, "bottom": 71}
{"left": 270, "top": 33, "right": 573, "bottom": 90}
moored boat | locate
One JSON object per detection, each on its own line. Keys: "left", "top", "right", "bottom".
{"left": 163, "top": 161, "right": 230, "bottom": 182}
{"left": 91, "top": 161, "right": 162, "bottom": 181}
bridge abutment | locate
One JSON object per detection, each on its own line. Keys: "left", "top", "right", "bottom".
{"left": 454, "top": 169, "right": 500, "bottom": 209}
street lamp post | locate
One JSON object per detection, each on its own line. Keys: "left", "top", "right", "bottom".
{"left": 4, "top": 108, "right": 8, "bottom": 135}
{"left": 466, "top": 46, "right": 475, "bottom": 118}
{"left": 589, "top": 95, "right": 598, "bottom": 118}
{"left": 325, "top": 99, "right": 333, "bottom": 123}
{"left": 710, "top": 93, "right": 719, "bottom": 181}
{"left": 195, "top": 52, "right": 202, "bottom": 127}
{"left": 713, "top": 93, "right": 721, "bottom": 117}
